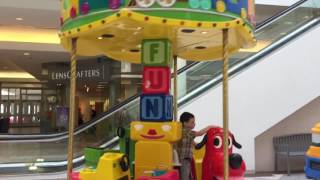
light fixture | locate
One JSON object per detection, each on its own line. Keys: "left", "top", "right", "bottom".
{"left": 36, "top": 158, "right": 44, "bottom": 162}
{"left": 201, "top": 31, "right": 208, "bottom": 34}
{"left": 24, "top": 52, "right": 30, "bottom": 56}
{"left": 28, "top": 164, "right": 38, "bottom": 171}
{"left": 0, "top": 26, "right": 60, "bottom": 44}
{"left": 181, "top": 29, "right": 195, "bottom": 33}
{"left": 15, "top": 17, "right": 23, "bottom": 21}
{"left": 97, "top": 36, "right": 103, "bottom": 40}
{"left": 0, "top": 72, "right": 35, "bottom": 79}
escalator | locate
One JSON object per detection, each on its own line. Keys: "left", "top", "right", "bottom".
{"left": 0, "top": 0, "right": 319, "bottom": 174}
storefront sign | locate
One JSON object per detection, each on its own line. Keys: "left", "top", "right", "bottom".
{"left": 45, "top": 61, "right": 110, "bottom": 82}
{"left": 50, "top": 68, "right": 103, "bottom": 80}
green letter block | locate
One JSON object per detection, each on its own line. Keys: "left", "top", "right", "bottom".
{"left": 142, "top": 39, "right": 172, "bottom": 66}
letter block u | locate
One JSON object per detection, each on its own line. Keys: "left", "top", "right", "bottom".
{"left": 142, "top": 67, "right": 170, "bottom": 94}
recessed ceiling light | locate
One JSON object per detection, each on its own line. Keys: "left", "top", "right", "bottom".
{"left": 97, "top": 36, "right": 103, "bottom": 40}
{"left": 16, "top": 17, "right": 23, "bottom": 21}
{"left": 102, "top": 34, "right": 114, "bottom": 38}
{"left": 195, "top": 46, "right": 206, "bottom": 49}
{"left": 24, "top": 52, "right": 30, "bottom": 56}
{"left": 130, "top": 49, "right": 140, "bottom": 52}
{"left": 28, "top": 165, "right": 38, "bottom": 171}
{"left": 36, "top": 158, "right": 44, "bottom": 162}
{"left": 201, "top": 31, "right": 208, "bottom": 34}
{"left": 181, "top": 29, "right": 195, "bottom": 33}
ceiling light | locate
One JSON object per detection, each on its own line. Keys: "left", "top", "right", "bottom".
{"left": 201, "top": 31, "right": 208, "bottom": 34}
{"left": 181, "top": 29, "right": 195, "bottom": 33}
{"left": 97, "top": 36, "right": 103, "bottom": 40}
{"left": 0, "top": 72, "right": 36, "bottom": 79}
{"left": 28, "top": 165, "right": 38, "bottom": 171}
{"left": 24, "top": 52, "right": 30, "bottom": 56}
{"left": 36, "top": 158, "right": 44, "bottom": 162}
{"left": 102, "top": 34, "right": 114, "bottom": 38}
{"left": 0, "top": 26, "right": 60, "bottom": 44}
{"left": 15, "top": 17, "right": 23, "bottom": 21}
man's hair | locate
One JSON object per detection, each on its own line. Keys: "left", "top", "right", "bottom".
{"left": 180, "top": 112, "right": 195, "bottom": 124}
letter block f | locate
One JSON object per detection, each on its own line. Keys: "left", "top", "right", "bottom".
{"left": 142, "top": 39, "right": 172, "bottom": 66}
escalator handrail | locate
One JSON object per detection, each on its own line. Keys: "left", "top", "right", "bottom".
{"left": 0, "top": 62, "right": 198, "bottom": 141}
{"left": 256, "top": 0, "right": 308, "bottom": 29}
{"left": 0, "top": 0, "right": 310, "bottom": 142}
{"left": 178, "top": 18, "right": 320, "bottom": 108}
{"left": 0, "top": 136, "right": 119, "bottom": 169}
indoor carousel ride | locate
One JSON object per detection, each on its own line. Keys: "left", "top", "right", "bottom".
{"left": 59, "top": 0, "right": 256, "bottom": 179}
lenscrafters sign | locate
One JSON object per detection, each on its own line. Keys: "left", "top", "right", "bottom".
{"left": 44, "top": 60, "right": 110, "bottom": 82}
{"left": 51, "top": 68, "right": 102, "bottom": 80}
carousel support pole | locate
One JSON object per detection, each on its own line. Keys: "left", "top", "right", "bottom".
{"left": 67, "top": 38, "right": 78, "bottom": 180}
{"left": 173, "top": 55, "right": 178, "bottom": 121}
{"left": 222, "top": 28, "right": 229, "bottom": 180}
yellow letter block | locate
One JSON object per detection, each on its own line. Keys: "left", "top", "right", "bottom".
{"left": 130, "top": 121, "right": 181, "bottom": 142}
{"left": 135, "top": 141, "right": 173, "bottom": 179}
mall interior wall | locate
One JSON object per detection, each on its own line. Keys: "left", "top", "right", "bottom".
{"left": 179, "top": 24, "right": 320, "bottom": 171}
{"left": 255, "top": 95, "right": 320, "bottom": 172}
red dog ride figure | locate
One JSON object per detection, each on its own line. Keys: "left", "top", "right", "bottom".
{"left": 195, "top": 127, "right": 246, "bottom": 180}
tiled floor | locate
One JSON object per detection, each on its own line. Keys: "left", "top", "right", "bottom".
{"left": 246, "top": 174, "right": 309, "bottom": 180}
{"left": 0, "top": 173, "right": 310, "bottom": 180}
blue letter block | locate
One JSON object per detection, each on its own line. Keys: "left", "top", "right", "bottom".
{"left": 140, "top": 95, "right": 173, "bottom": 122}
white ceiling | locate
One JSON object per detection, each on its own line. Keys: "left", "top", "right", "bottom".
{"left": 0, "top": 0, "right": 60, "bottom": 29}
{"left": 0, "top": 0, "right": 60, "bottom": 11}
{"left": 0, "top": 0, "right": 67, "bottom": 81}
{"left": 0, "top": 7, "right": 60, "bottom": 29}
